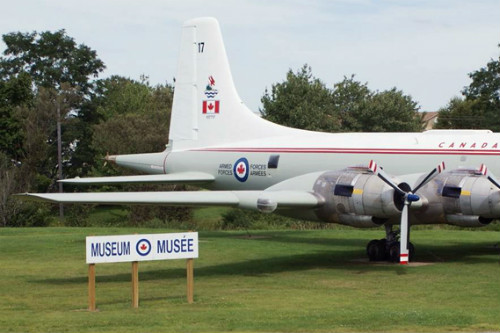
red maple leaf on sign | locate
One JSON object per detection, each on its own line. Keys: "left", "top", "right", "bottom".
{"left": 237, "top": 163, "right": 245, "bottom": 174}
{"left": 208, "top": 103, "right": 214, "bottom": 110}
{"left": 140, "top": 244, "right": 147, "bottom": 251}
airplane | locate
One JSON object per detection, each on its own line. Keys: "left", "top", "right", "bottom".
{"left": 19, "top": 17, "right": 500, "bottom": 265}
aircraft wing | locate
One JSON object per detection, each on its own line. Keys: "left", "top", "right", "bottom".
{"left": 16, "top": 190, "right": 323, "bottom": 211}
{"left": 59, "top": 172, "right": 215, "bottom": 185}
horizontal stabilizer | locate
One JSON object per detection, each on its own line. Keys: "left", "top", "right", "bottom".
{"left": 59, "top": 172, "right": 215, "bottom": 185}
{"left": 16, "top": 190, "right": 323, "bottom": 211}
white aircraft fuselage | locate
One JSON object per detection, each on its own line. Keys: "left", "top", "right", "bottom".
{"left": 161, "top": 131, "right": 500, "bottom": 191}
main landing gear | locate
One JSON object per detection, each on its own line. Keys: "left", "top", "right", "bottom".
{"left": 366, "top": 225, "right": 415, "bottom": 262}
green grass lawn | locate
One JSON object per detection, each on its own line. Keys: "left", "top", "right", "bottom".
{"left": 1, "top": 227, "right": 499, "bottom": 332}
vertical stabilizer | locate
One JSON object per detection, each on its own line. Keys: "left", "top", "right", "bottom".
{"left": 169, "top": 17, "right": 286, "bottom": 150}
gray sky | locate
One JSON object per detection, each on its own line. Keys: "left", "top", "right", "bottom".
{"left": 1, "top": 0, "right": 499, "bottom": 112}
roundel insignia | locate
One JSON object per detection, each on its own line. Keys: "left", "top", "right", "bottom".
{"left": 136, "top": 238, "right": 152, "bottom": 256}
{"left": 233, "top": 157, "right": 249, "bottom": 182}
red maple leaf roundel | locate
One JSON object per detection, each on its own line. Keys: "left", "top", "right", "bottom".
{"left": 237, "top": 163, "right": 245, "bottom": 175}
{"left": 233, "top": 157, "right": 249, "bottom": 182}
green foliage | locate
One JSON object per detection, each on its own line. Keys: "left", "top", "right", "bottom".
{"left": 221, "top": 208, "right": 311, "bottom": 230}
{"left": 0, "top": 30, "right": 105, "bottom": 94}
{"left": 331, "top": 75, "right": 371, "bottom": 130}
{"left": 0, "top": 28, "right": 104, "bottom": 176}
{"left": 63, "top": 204, "right": 94, "bottom": 227}
{"left": 95, "top": 76, "right": 154, "bottom": 119}
{"left": 221, "top": 209, "right": 254, "bottom": 229}
{"left": 436, "top": 47, "right": 500, "bottom": 130}
{"left": 0, "top": 29, "right": 106, "bottom": 225}
{"left": 0, "top": 151, "right": 52, "bottom": 227}
{"left": 465, "top": 49, "right": 500, "bottom": 105}
{"left": 91, "top": 77, "right": 173, "bottom": 160}
{"left": 435, "top": 97, "right": 483, "bottom": 129}
{"left": 261, "top": 65, "right": 341, "bottom": 132}
{"left": 353, "top": 88, "right": 423, "bottom": 132}
{"left": 0, "top": 71, "right": 33, "bottom": 160}
{"left": 5, "top": 201, "right": 52, "bottom": 227}
{"left": 221, "top": 208, "right": 339, "bottom": 231}
{"left": 6, "top": 86, "right": 79, "bottom": 194}
{"left": 83, "top": 77, "right": 185, "bottom": 225}
{"left": 261, "top": 66, "right": 422, "bottom": 132}
{"left": 127, "top": 202, "right": 193, "bottom": 226}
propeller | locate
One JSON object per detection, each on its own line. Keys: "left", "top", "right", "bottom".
{"left": 369, "top": 160, "right": 445, "bottom": 264}
{"left": 478, "top": 164, "right": 500, "bottom": 189}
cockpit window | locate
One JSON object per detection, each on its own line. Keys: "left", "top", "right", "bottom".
{"left": 268, "top": 154, "right": 280, "bottom": 169}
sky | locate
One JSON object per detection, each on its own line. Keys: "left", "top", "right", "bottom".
{"left": 1, "top": 0, "right": 499, "bottom": 112}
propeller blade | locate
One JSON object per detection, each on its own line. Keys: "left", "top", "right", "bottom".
{"left": 368, "top": 160, "right": 406, "bottom": 196}
{"left": 369, "top": 160, "right": 445, "bottom": 265}
{"left": 399, "top": 203, "right": 410, "bottom": 265}
{"left": 412, "top": 161, "right": 446, "bottom": 193}
{"left": 479, "top": 164, "right": 500, "bottom": 189}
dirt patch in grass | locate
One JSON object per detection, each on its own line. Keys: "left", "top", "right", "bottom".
{"left": 350, "top": 258, "right": 435, "bottom": 266}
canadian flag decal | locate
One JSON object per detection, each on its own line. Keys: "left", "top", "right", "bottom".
{"left": 202, "top": 100, "right": 220, "bottom": 114}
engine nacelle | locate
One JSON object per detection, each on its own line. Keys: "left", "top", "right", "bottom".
{"left": 414, "top": 169, "right": 500, "bottom": 225}
{"left": 313, "top": 169, "right": 401, "bottom": 226}
{"left": 337, "top": 214, "right": 387, "bottom": 228}
{"left": 445, "top": 215, "right": 492, "bottom": 227}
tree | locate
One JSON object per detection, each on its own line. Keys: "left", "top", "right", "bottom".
{"left": 0, "top": 71, "right": 33, "bottom": 160}
{"left": 331, "top": 75, "right": 371, "bottom": 131}
{"left": 261, "top": 65, "right": 423, "bottom": 133}
{"left": 91, "top": 76, "right": 173, "bottom": 160}
{"left": 0, "top": 30, "right": 105, "bottom": 176}
{"left": 345, "top": 88, "right": 422, "bottom": 132}
{"left": 0, "top": 29, "right": 105, "bottom": 223}
{"left": 20, "top": 85, "right": 81, "bottom": 186}
{"left": 260, "top": 65, "right": 341, "bottom": 132}
{"left": 0, "top": 152, "right": 52, "bottom": 227}
{"left": 436, "top": 48, "right": 500, "bottom": 131}
{"left": 88, "top": 77, "right": 190, "bottom": 224}
{"left": 0, "top": 30, "right": 104, "bottom": 95}
{"left": 434, "top": 97, "right": 484, "bottom": 129}
{"left": 465, "top": 50, "right": 500, "bottom": 105}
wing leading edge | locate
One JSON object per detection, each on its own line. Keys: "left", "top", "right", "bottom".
{"left": 17, "top": 190, "right": 323, "bottom": 212}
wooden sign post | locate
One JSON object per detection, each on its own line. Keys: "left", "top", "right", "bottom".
{"left": 186, "top": 258, "right": 194, "bottom": 304}
{"left": 131, "top": 261, "right": 139, "bottom": 308}
{"left": 88, "top": 264, "right": 96, "bottom": 311}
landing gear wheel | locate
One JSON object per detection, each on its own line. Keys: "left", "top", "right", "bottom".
{"left": 388, "top": 242, "right": 400, "bottom": 263}
{"left": 367, "top": 239, "right": 386, "bottom": 261}
{"left": 388, "top": 242, "right": 415, "bottom": 263}
{"left": 409, "top": 242, "right": 415, "bottom": 262}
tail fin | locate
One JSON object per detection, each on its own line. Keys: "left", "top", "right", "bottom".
{"left": 169, "top": 17, "right": 284, "bottom": 150}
